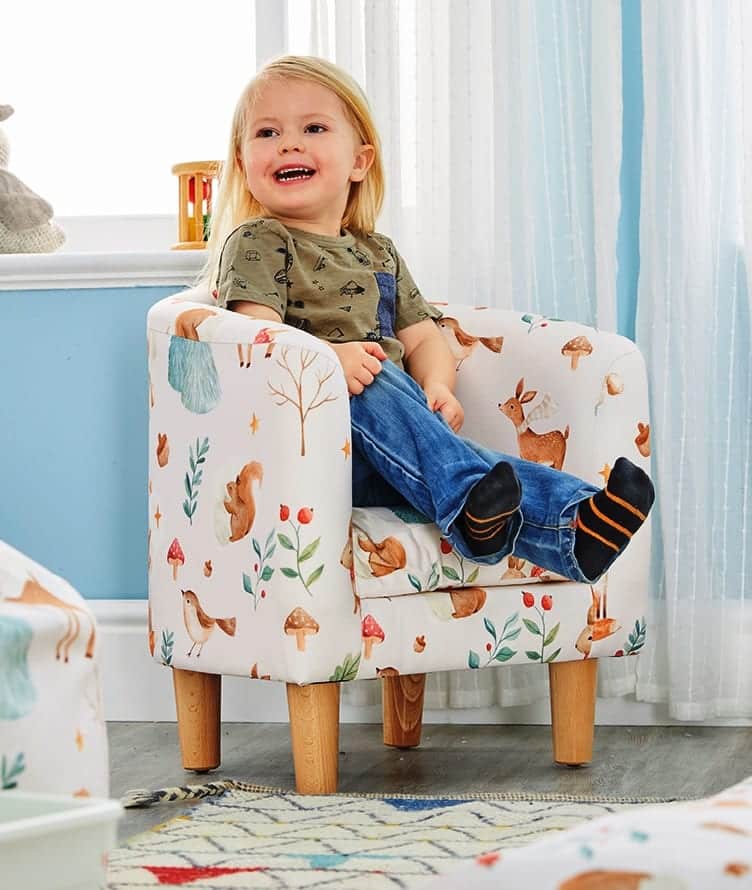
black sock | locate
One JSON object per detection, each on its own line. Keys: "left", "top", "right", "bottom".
{"left": 458, "top": 461, "right": 522, "bottom": 557}
{"left": 574, "top": 457, "right": 655, "bottom": 581}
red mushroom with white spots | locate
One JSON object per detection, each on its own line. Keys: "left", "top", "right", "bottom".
{"left": 361, "top": 614, "right": 385, "bottom": 659}
{"left": 167, "top": 538, "right": 185, "bottom": 581}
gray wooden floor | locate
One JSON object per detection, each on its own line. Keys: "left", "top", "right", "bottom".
{"left": 110, "top": 722, "right": 752, "bottom": 844}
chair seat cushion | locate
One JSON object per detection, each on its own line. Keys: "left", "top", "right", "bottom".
{"left": 349, "top": 505, "right": 565, "bottom": 600}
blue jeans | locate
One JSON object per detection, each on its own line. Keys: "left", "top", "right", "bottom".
{"left": 350, "top": 360, "right": 602, "bottom": 583}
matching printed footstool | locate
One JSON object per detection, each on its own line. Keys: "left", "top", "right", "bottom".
{"left": 0, "top": 541, "right": 109, "bottom": 797}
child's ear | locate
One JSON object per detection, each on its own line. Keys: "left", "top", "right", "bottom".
{"left": 350, "top": 144, "right": 375, "bottom": 182}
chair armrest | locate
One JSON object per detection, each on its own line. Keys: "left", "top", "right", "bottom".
{"left": 147, "top": 296, "right": 361, "bottom": 684}
{"left": 435, "top": 303, "right": 650, "bottom": 485}
{"left": 436, "top": 303, "right": 652, "bottom": 606}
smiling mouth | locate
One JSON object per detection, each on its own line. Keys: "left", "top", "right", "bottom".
{"left": 274, "top": 167, "right": 316, "bottom": 182}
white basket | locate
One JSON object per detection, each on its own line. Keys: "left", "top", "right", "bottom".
{"left": 0, "top": 791, "right": 122, "bottom": 890}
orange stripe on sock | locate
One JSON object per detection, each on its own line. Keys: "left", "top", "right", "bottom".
{"left": 589, "top": 498, "right": 633, "bottom": 539}
{"left": 467, "top": 519, "right": 509, "bottom": 540}
{"left": 464, "top": 506, "right": 517, "bottom": 525}
{"left": 605, "top": 489, "right": 647, "bottom": 522}
{"left": 575, "top": 515, "right": 620, "bottom": 552}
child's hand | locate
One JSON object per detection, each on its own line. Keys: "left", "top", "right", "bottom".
{"left": 331, "top": 342, "right": 387, "bottom": 395}
{"left": 424, "top": 381, "right": 464, "bottom": 432}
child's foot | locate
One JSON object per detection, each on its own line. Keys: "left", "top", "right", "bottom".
{"left": 458, "top": 461, "right": 522, "bottom": 557}
{"left": 574, "top": 457, "right": 655, "bottom": 580}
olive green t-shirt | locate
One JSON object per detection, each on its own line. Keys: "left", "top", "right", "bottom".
{"left": 215, "top": 218, "right": 442, "bottom": 367}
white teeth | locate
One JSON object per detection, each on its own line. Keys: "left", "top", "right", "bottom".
{"left": 276, "top": 167, "right": 315, "bottom": 181}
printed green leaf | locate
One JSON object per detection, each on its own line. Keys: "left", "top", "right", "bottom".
{"left": 503, "top": 627, "right": 522, "bottom": 642}
{"left": 189, "top": 455, "right": 196, "bottom": 473}
{"left": 299, "top": 537, "right": 321, "bottom": 563}
{"left": 543, "top": 622, "right": 560, "bottom": 647}
{"left": 544, "top": 648, "right": 562, "bottom": 663}
{"left": 466, "top": 567, "right": 480, "bottom": 584}
{"left": 468, "top": 650, "right": 481, "bottom": 669}
{"left": 252, "top": 538, "right": 262, "bottom": 561}
{"left": 182, "top": 499, "right": 192, "bottom": 518}
{"left": 194, "top": 470, "right": 203, "bottom": 486}
{"left": 242, "top": 572, "right": 254, "bottom": 595}
{"left": 281, "top": 567, "right": 299, "bottom": 578}
{"left": 260, "top": 565, "right": 274, "bottom": 582}
{"left": 306, "top": 564, "right": 324, "bottom": 586}
{"left": 265, "top": 528, "right": 276, "bottom": 556}
{"left": 483, "top": 617, "right": 497, "bottom": 639}
{"left": 442, "top": 566, "right": 460, "bottom": 581}
{"left": 408, "top": 573, "right": 423, "bottom": 592}
{"left": 427, "top": 563, "right": 440, "bottom": 588}
{"left": 494, "top": 646, "right": 516, "bottom": 662}
{"left": 503, "top": 612, "right": 519, "bottom": 634}
{"left": 525, "top": 650, "right": 542, "bottom": 661}
{"left": 184, "top": 473, "right": 192, "bottom": 497}
{"left": 265, "top": 542, "right": 277, "bottom": 561}
{"left": 523, "top": 618, "right": 542, "bottom": 636}
{"left": 278, "top": 533, "right": 295, "bottom": 550}
{"left": 329, "top": 652, "right": 361, "bottom": 682}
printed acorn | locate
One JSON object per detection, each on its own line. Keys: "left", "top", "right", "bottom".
{"left": 167, "top": 538, "right": 185, "bottom": 580}
{"left": 413, "top": 634, "right": 426, "bottom": 653}
{"left": 156, "top": 433, "right": 169, "bottom": 467}
{"left": 635, "top": 421, "right": 651, "bottom": 457}
{"left": 203, "top": 560, "right": 212, "bottom": 578}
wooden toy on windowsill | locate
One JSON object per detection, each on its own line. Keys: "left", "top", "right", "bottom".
{"left": 171, "top": 161, "right": 221, "bottom": 249}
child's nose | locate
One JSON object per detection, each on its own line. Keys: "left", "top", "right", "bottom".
{"left": 280, "top": 138, "right": 304, "bottom": 154}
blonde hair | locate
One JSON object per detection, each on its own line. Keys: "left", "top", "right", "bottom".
{"left": 199, "top": 55, "right": 385, "bottom": 288}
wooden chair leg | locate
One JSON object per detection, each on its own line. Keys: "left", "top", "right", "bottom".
{"left": 173, "top": 668, "right": 221, "bottom": 772}
{"left": 383, "top": 673, "right": 426, "bottom": 748}
{"left": 286, "top": 682, "right": 340, "bottom": 794}
{"left": 549, "top": 658, "right": 598, "bottom": 766}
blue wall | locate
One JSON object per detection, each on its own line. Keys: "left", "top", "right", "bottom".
{"left": 0, "top": 285, "right": 177, "bottom": 599}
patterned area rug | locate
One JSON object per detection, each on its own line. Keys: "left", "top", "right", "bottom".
{"left": 109, "top": 784, "right": 676, "bottom": 888}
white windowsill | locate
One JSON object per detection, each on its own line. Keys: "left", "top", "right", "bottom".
{"left": 0, "top": 214, "right": 206, "bottom": 290}
{"left": 0, "top": 250, "right": 206, "bottom": 291}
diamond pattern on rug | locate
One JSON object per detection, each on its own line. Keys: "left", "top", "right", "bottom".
{"left": 109, "top": 789, "right": 660, "bottom": 888}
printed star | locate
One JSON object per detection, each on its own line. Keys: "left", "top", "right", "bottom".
{"left": 249, "top": 413, "right": 260, "bottom": 434}
{"left": 75, "top": 729, "right": 84, "bottom": 751}
{"left": 598, "top": 464, "right": 611, "bottom": 484}
{"left": 341, "top": 438, "right": 351, "bottom": 459}
{"left": 154, "top": 505, "right": 162, "bottom": 527}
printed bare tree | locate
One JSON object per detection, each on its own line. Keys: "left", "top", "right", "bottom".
{"left": 268, "top": 347, "right": 338, "bottom": 456}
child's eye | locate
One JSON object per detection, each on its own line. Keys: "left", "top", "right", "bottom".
{"left": 305, "top": 124, "right": 327, "bottom": 134}
{"left": 256, "top": 128, "right": 278, "bottom": 138}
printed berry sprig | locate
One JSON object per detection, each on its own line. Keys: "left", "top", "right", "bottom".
{"left": 243, "top": 528, "right": 276, "bottom": 609}
{"left": 160, "top": 629, "right": 174, "bottom": 666}
{"left": 408, "top": 560, "right": 441, "bottom": 593}
{"left": 183, "top": 436, "right": 210, "bottom": 524}
{"left": 439, "top": 537, "right": 480, "bottom": 585}
{"left": 277, "top": 505, "right": 324, "bottom": 596}
{"left": 1, "top": 752, "right": 25, "bottom": 790}
{"left": 469, "top": 612, "right": 521, "bottom": 669}
{"left": 521, "top": 591, "right": 561, "bottom": 663}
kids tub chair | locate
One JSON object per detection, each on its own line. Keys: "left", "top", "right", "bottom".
{"left": 147, "top": 285, "right": 652, "bottom": 794}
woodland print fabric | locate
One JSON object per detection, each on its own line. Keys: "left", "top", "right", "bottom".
{"left": 0, "top": 541, "right": 109, "bottom": 797}
{"left": 148, "top": 287, "right": 652, "bottom": 686}
{"left": 425, "top": 775, "right": 752, "bottom": 889}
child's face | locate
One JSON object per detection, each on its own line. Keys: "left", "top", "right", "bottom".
{"left": 239, "top": 77, "right": 375, "bottom": 236}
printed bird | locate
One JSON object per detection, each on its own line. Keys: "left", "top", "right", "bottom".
{"left": 181, "top": 590, "right": 237, "bottom": 657}
{"left": 438, "top": 316, "right": 503, "bottom": 369}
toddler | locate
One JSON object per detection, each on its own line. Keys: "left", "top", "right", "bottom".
{"left": 202, "top": 55, "right": 654, "bottom": 583}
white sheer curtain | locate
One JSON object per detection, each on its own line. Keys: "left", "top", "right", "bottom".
{"left": 635, "top": 1, "right": 752, "bottom": 719}
{"left": 257, "top": 0, "right": 627, "bottom": 710}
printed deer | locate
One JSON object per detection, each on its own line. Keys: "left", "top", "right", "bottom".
{"left": 5, "top": 576, "right": 96, "bottom": 661}
{"left": 499, "top": 378, "right": 569, "bottom": 470}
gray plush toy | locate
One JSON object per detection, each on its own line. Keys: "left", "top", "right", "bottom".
{"left": 0, "top": 104, "right": 65, "bottom": 253}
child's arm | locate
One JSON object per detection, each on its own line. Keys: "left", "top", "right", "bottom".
{"left": 229, "top": 301, "right": 284, "bottom": 324}
{"left": 399, "top": 320, "right": 464, "bottom": 432}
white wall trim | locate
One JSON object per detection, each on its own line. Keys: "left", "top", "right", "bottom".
{"left": 91, "top": 600, "right": 752, "bottom": 726}
{"left": 0, "top": 249, "right": 204, "bottom": 291}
